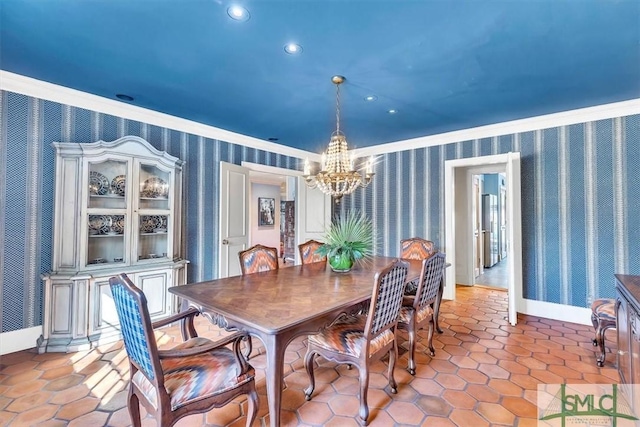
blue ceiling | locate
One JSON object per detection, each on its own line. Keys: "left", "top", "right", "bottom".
{"left": 2, "top": 0, "right": 639, "bottom": 153}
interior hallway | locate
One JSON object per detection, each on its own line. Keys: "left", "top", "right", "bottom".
{"left": 475, "top": 258, "right": 510, "bottom": 289}
{"left": 0, "top": 285, "right": 617, "bottom": 426}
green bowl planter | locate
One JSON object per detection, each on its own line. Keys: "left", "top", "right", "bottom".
{"left": 316, "top": 210, "right": 374, "bottom": 273}
{"left": 329, "top": 252, "right": 354, "bottom": 273}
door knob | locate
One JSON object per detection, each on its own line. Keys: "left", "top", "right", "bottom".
{"left": 222, "top": 239, "right": 229, "bottom": 245}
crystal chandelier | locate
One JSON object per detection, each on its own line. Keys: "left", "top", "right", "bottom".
{"left": 303, "top": 76, "right": 375, "bottom": 202}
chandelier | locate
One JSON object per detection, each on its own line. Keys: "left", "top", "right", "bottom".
{"left": 303, "top": 75, "right": 374, "bottom": 202}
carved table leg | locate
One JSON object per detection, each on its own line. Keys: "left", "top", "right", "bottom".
{"left": 262, "top": 334, "right": 287, "bottom": 427}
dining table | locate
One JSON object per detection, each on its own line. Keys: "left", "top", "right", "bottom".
{"left": 169, "top": 256, "right": 426, "bottom": 427}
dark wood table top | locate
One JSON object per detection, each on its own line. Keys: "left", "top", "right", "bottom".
{"left": 169, "top": 256, "right": 422, "bottom": 335}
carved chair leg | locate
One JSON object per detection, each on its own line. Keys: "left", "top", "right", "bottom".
{"left": 407, "top": 322, "right": 417, "bottom": 375}
{"left": 596, "top": 323, "right": 616, "bottom": 367}
{"left": 388, "top": 346, "right": 398, "bottom": 394}
{"left": 591, "top": 312, "right": 599, "bottom": 346}
{"left": 427, "top": 318, "right": 436, "bottom": 357}
{"left": 128, "top": 391, "right": 142, "bottom": 427}
{"left": 358, "top": 366, "right": 370, "bottom": 426}
{"left": 245, "top": 387, "right": 259, "bottom": 427}
{"left": 304, "top": 351, "right": 316, "bottom": 400}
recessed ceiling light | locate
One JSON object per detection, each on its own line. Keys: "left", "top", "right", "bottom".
{"left": 116, "top": 94, "right": 134, "bottom": 102}
{"left": 227, "top": 5, "right": 250, "bottom": 21}
{"left": 364, "top": 95, "right": 378, "bottom": 102}
{"left": 284, "top": 43, "right": 303, "bottom": 55}
{"left": 388, "top": 109, "right": 398, "bottom": 114}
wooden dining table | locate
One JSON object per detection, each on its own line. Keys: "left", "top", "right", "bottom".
{"left": 169, "top": 256, "right": 423, "bottom": 427}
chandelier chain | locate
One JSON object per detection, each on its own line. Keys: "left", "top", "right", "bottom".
{"left": 335, "top": 83, "right": 341, "bottom": 134}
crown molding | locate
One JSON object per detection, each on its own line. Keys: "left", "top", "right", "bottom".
{"left": 3, "top": 70, "right": 638, "bottom": 161}
{"left": 353, "top": 98, "right": 640, "bottom": 157}
{"left": 0, "top": 71, "right": 318, "bottom": 161}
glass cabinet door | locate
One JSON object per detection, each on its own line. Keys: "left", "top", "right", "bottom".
{"left": 138, "top": 214, "right": 169, "bottom": 261}
{"left": 88, "top": 160, "right": 128, "bottom": 209}
{"left": 86, "top": 159, "right": 128, "bottom": 267}
{"left": 139, "top": 164, "right": 170, "bottom": 210}
{"left": 87, "top": 214, "right": 126, "bottom": 265}
{"left": 137, "top": 163, "right": 171, "bottom": 262}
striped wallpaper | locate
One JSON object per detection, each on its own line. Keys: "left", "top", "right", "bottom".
{"left": 1, "top": 87, "right": 639, "bottom": 334}
{"left": 0, "top": 90, "right": 301, "bottom": 333}
{"left": 342, "top": 115, "right": 640, "bottom": 308}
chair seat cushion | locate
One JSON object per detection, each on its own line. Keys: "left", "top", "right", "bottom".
{"left": 133, "top": 337, "right": 254, "bottom": 411}
{"left": 399, "top": 304, "right": 433, "bottom": 324}
{"left": 591, "top": 298, "right": 616, "bottom": 321}
{"left": 308, "top": 315, "right": 394, "bottom": 358}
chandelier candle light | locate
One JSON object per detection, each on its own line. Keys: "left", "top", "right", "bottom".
{"left": 303, "top": 75, "right": 375, "bottom": 202}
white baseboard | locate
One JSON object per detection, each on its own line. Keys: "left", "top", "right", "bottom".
{"left": 518, "top": 298, "right": 591, "bottom": 326}
{"left": 0, "top": 326, "right": 42, "bottom": 355}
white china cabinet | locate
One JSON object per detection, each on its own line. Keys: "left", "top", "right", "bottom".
{"left": 39, "top": 136, "right": 188, "bottom": 352}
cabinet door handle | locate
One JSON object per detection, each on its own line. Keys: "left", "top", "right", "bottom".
{"left": 222, "top": 239, "right": 229, "bottom": 245}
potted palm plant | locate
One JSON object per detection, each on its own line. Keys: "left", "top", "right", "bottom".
{"left": 316, "top": 210, "right": 374, "bottom": 272}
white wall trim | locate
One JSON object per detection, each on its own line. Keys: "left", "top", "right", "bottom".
{"left": 354, "top": 98, "right": 640, "bottom": 157}
{"left": 518, "top": 298, "right": 592, "bottom": 326}
{"left": 241, "top": 161, "right": 304, "bottom": 176}
{"left": 1, "top": 326, "right": 42, "bottom": 355}
{"left": 0, "top": 71, "right": 317, "bottom": 161}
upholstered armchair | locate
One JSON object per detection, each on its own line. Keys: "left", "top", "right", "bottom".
{"left": 397, "top": 252, "right": 446, "bottom": 375}
{"left": 109, "top": 273, "right": 258, "bottom": 427}
{"left": 239, "top": 244, "right": 279, "bottom": 275}
{"left": 303, "top": 259, "right": 409, "bottom": 425}
{"left": 298, "top": 239, "right": 326, "bottom": 265}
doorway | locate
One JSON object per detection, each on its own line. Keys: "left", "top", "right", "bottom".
{"left": 218, "top": 161, "right": 330, "bottom": 278}
{"left": 444, "top": 153, "right": 522, "bottom": 325}
{"left": 474, "top": 173, "right": 508, "bottom": 290}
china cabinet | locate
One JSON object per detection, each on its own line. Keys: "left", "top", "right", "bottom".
{"left": 38, "top": 136, "right": 188, "bottom": 352}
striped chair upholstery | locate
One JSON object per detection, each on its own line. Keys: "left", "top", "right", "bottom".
{"left": 590, "top": 298, "right": 617, "bottom": 367}
{"left": 109, "top": 273, "right": 258, "bottom": 427}
{"left": 298, "top": 239, "right": 326, "bottom": 265}
{"left": 400, "top": 237, "right": 436, "bottom": 295}
{"left": 397, "top": 252, "right": 447, "bottom": 375}
{"left": 304, "top": 259, "right": 408, "bottom": 426}
{"left": 239, "top": 244, "right": 279, "bottom": 275}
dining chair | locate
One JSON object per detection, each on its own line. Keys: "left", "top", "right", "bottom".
{"left": 399, "top": 237, "right": 436, "bottom": 296}
{"left": 298, "top": 239, "right": 326, "bottom": 265}
{"left": 397, "top": 252, "right": 447, "bottom": 375}
{"left": 238, "top": 244, "right": 280, "bottom": 358}
{"left": 109, "top": 273, "right": 258, "bottom": 427}
{"left": 303, "top": 259, "right": 409, "bottom": 426}
{"left": 239, "top": 244, "right": 279, "bottom": 275}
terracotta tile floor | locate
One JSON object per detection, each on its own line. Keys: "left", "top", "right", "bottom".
{"left": 0, "top": 285, "right": 619, "bottom": 426}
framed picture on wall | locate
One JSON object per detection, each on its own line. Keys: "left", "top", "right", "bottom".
{"left": 258, "top": 197, "right": 275, "bottom": 226}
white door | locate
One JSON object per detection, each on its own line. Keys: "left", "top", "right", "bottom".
{"left": 219, "top": 162, "right": 250, "bottom": 278}
{"left": 295, "top": 177, "right": 331, "bottom": 264}
{"left": 473, "top": 175, "right": 483, "bottom": 278}
{"left": 506, "top": 152, "right": 522, "bottom": 326}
